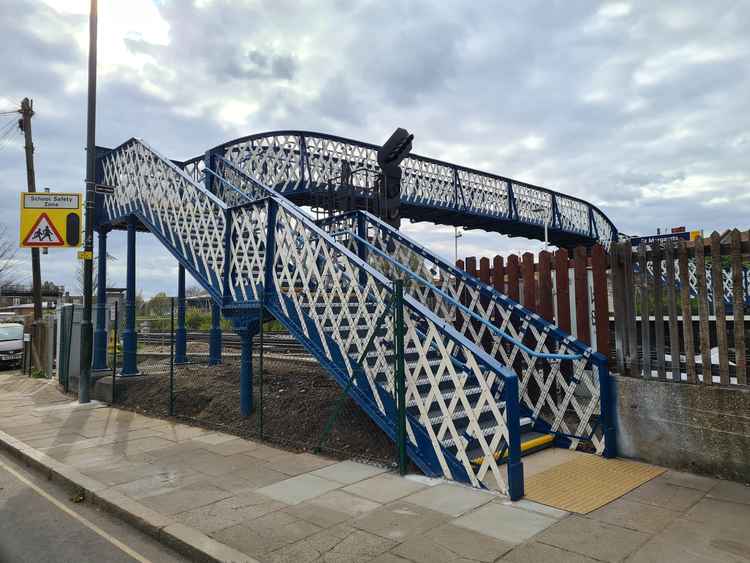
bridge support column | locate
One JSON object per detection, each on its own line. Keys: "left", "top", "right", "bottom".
{"left": 208, "top": 303, "right": 222, "bottom": 365}
{"left": 237, "top": 321, "right": 259, "bottom": 417}
{"left": 121, "top": 217, "right": 139, "bottom": 376}
{"left": 92, "top": 227, "right": 109, "bottom": 371}
{"left": 175, "top": 265, "right": 188, "bottom": 364}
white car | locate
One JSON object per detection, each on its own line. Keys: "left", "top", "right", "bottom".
{"left": 0, "top": 323, "right": 24, "bottom": 368}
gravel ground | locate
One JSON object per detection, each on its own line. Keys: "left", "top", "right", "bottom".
{"left": 116, "top": 357, "right": 403, "bottom": 467}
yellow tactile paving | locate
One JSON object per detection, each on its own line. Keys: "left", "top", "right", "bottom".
{"left": 523, "top": 455, "right": 665, "bottom": 514}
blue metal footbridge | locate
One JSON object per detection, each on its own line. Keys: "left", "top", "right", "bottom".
{"left": 91, "top": 132, "right": 617, "bottom": 499}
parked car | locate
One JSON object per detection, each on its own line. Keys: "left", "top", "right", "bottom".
{"left": 0, "top": 323, "right": 24, "bottom": 368}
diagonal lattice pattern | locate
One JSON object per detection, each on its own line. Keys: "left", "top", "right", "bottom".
{"left": 100, "top": 139, "right": 227, "bottom": 297}
{"left": 189, "top": 131, "right": 616, "bottom": 245}
{"left": 98, "top": 142, "right": 527, "bottom": 494}
{"left": 321, "top": 211, "right": 609, "bottom": 456}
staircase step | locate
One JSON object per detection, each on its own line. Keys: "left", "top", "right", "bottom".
{"left": 468, "top": 431, "right": 555, "bottom": 466}
{"left": 440, "top": 416, "right": 533, "bottom": 450}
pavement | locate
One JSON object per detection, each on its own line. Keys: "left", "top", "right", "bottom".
{"left": 1, "top": 371, "right": 749, "bottom": 563}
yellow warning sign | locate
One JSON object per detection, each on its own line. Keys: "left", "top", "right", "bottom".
{"left": 19, "top": 192, "right": 82, "bottom": 248}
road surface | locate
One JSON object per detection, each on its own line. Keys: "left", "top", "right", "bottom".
{"left": 0, "top": 448, "right": 187, "bottom": 563}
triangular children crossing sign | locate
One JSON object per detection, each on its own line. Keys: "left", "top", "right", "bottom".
{"left": 22, "top": 212, "right": 65, "bottom": 247}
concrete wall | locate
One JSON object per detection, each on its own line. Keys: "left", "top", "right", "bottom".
{"left": 615, "top": 375, "right": 750, "bottom": 482}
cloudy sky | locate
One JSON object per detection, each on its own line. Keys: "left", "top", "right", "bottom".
{"left": 1, "top": 0, "right": 748, "bottom": 297}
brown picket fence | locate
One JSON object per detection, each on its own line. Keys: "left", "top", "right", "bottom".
{"left": 458, "top": 244, "right": 611, "bottom": 359}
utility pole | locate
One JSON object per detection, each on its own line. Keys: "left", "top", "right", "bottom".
{"left": 80, "top": 0, "right": 98, "bottom": 403}
{"left": 19, "top": 98, "right": 42, "bottom": 323}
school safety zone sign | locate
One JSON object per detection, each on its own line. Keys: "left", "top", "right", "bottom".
{"left": 19, "top": 192, "right": 82, "bottom": 248}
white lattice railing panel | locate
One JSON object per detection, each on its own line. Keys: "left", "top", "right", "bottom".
{"left": 192, "top": 131, "right": 616, "bottom": 244}
{"left": 100, "top": 139, "right": 227, "bottom": 296}
{"left": 96, "top": 139, "right": 554, "bottom": 495}
{"left": 321, "top": 211, "right": 607, "bottom": 455}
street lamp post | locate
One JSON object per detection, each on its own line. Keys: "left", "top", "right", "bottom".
{"left": 532, "top": 205, "right": 550, "bottom": 250}
{"left": 80, "top": 0, "right": 98, "bottom": 403}
{"left": 454, "top": 226, "right": 463, "bottom": 264}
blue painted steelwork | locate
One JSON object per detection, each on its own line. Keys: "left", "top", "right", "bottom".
{"left": 175, "top": 265, "right": 187, "bottom": 365}
{"left": 320, "top": 210, "right": 616, "bottom": 457}
{"left": 209, "top": 303, "right": 222, "bottom": 365}
{"left": 121, "top": 216, "right": 138, "bottom": 376}
{"left": 598, "top": 362, "right": 618, "bottom": 459}
{"left": 92, "top": 226, "right": 108, "bottom": 371}
{"left": 94, "top": 136, "right": 621, "bottom": 497}
{"left": 186, "top": 130, "right": 618, "bottom": 247}
{"left": 333, "top": 229, "right": 584, "bottom": 362}
{"left": 236, "top": 321, "right": 259, "bottom": 417}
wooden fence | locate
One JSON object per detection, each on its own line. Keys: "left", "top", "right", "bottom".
{"left": 611, "top": 230, "right": 749, "bottom": 386}
{"left": 458, "top": 244, "right": 611, "bottom": 358}
{"left": 461, "top": 229, "right": 750, "bottom": 387}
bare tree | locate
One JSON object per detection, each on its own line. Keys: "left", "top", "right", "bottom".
{"left": 0, "top": 224, "right": 19, "bottom": 288}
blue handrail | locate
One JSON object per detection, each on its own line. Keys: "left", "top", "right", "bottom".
{"left": 330, "top": 229, "right": 583, "bottom": 362}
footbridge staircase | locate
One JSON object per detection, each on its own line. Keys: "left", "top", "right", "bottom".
{"left": 96, "top": 137, "right": 617, "bottom": 500}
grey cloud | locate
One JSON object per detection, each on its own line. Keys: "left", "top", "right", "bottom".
{"left": 2, "top": 0, "right": 750, "bottom": 295}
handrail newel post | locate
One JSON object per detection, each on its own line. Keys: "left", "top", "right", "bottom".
{"left": 505, "top": 374, "right": 524, "bottom": 501}
{"left": 597, "top": 355, "right": 618, "bottom": 459}
{"left": 264, "top": 200, "right": 279, "bottom": 302}
{"left": 393, "top": 279, "right": 407, "bottom": 476}
{"left": 222, "top": 207, "right": 232, "bottom": 306}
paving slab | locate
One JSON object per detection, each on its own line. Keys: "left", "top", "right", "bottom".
{"left": 282, "top": 501, "right": 352, "bottom": 529}
{"left": 401, "top": 482, "right": 495, "bottom": 517}
{"left": 391, "top": 534, "right": 459, "bottom": 562}
{"left": 190, "top": 432, "right": 240, "bottom": 446}
{"left": 307, "top": 489, "right": 382, "bottom": 517}
{"left": 588, "top": 497, "right": 680, "bottom": 533}
{"left": 256, "top": 473, "right": 342, "bottom": 505}
{"left": 534, "top": 514, "right": 650, "bottom": 562}
{"left": 200, "top": 437, "right": 261, "bottom": 456}
{"left": 500, "top": 541, "right": 600, "bottom": 562}
{"left": 683, "top": 497, "right": 750, "bottom": 532}
{"left": 23, "top": 432, "right": 89, "bottom": 449}
{"left": 221, "top": 462, "right": 290, "bottom": 491}
{"left": 706, "top": 480, "right": 750, "bottom": 505}
{"left": 627, "top": 517, "right": 750, "bottom": 563}
{"left": 112, "top": 466, "right": 205, "bottom": 499}
{"left": 80, "top": 459, "right": 166, "bottom": 487}
{"left": 263, "top": 451, "right": 337, "bottom": 476}
{"left": 352, "top": 501, "right": 450, "bottom": 542}
{"left": 342, "top": 471, "right": 427, "bottom": 503}
{"left": 156, "top": 424, "right": 210, "bottom": 442}
{"left": 315, "top": 528, "right": 396, "bottom": 562}
{"left": 624, "top": 478, "right": 707, "bottom": 512}
{"left": 310, "top": 460, "right": 389, "bottom": 484}
{"left": 175, "top": 491, "right": 287, "bottom": 533}
{"left": 267, "top": 524, "right": 396, "bottom": 563}
{"left": 453, "top": 501, "right": 557, "bottom": 544}
{"left": 213, "top": 509, "right": 323, "bottom": 556}
{"left": 424, "top": 523, "right": 513, "bottom": 562}
{"left": 140, "top": 481, "right": 234, "bottom": 515}
{"left": 661, "top": 470, "right": 719, "bottom": 492}
{"left": 504, "top": 498, "right": 569, "bottom": 519}
{"left": 179, "top": 451, "right": 257, "bottom": 478}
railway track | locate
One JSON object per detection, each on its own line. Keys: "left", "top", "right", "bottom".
{"left": 138, "top": 331, "right": 309, "bottom": 356}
